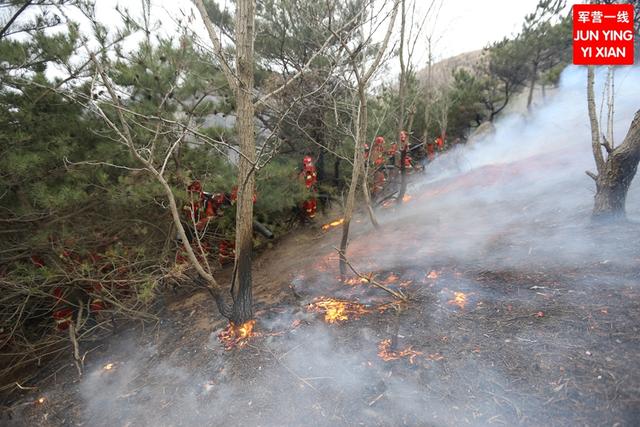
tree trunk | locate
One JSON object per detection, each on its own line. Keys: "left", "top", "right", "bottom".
{"left": 592, "top": 110, "right": 640, "bottom": 220}
{"left": 397, "top": 147, "right": 408, "bottom": 204}
{"left": 317, "top": 146, "right": 325, "bottom": 182}
{"left": 230, "top": 0, "right": 256, "bottom": 325}
{"left": 526, "top": 62, "right": 538, "bottom": 110}
{"left": 339, "top": 96, "right": 367, "bottom": 278}
{"left": 333, "top": 156, "right": 341, "bottom": 187}
{"left": 362, "top": 169, "right": 379, "bottom": 229}
{"left": 396, "top": 0, "right": 408, "bottom": 205}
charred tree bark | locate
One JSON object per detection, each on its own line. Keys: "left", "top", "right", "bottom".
{"left": 591, "top": 110, "right": 640, "bottom": 220}
{"left": 230, "top": 0, "right": 257, "bottom": 325}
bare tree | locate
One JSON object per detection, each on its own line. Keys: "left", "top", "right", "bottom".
{"left": 586, "top": 66, "right": 640, "bottom": 220}
{"left": 433, "top": 85, "right": 450, "bottom": 146}
{"left": 396, "top": 0, "right": 437, "bottom": 204}
{"left": 336, "top": 0, "right": 400, "bottom": 278}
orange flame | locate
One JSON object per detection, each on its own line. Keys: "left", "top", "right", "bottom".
{"left": 103, "top": 363, "right": 114, "bottom": 371}
{"left": 344, "top": 276, "right": 370, "bottom": 286}
{"left": 322, "top": 218, "right": 345, "bottom": 231}
{"left": 377, "top": 339, "right": 423, "bottom": 364}
{"left": 308, "top": 298, "right": 370, "bottom": 323}
{"left": 427, "top": 271, "right": 439, "bottom": 279}
{"left": 402, "top": 194, "right": 412, "bottom": 202}
{"left": 218, "top": 320, "right": 257, "bottom": 349}
{"left": 36, "top": 397, "right": 45, "bottom": 405}
{"left": 448, "top": 291, "right": 467, "bottom": 309}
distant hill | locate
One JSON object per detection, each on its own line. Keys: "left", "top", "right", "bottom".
{"left": 416, "top": 49, "right": 484, "bottom": 89}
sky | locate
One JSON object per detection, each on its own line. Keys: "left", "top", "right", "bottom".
{"left": 80, "top": 0, "right": 579, "bottom": 67}
{"left": 430, "top": 0, "right": 577, "bottom": 59}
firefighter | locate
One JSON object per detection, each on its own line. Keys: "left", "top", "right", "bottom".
{"left": 426, "top": 140, "right": 436, "bottom": 162}
{"left": 387, "top": 139, "right": 398, "bottom": 165}
{"left": 399, "top": 130, "right": 414, "bottom": 171}
{"left": 300, "top": 155, "right": 318, "bottom": 219}
{"left": 400, "top": 130, "right": 409, "bottom": 150}
{"left": 45, "top": 250, "right": 108, "bottom": 331}
{"left": 435, "top": 134, "right": 445, "bottom": 151}
{"left": 52, "top": 287, "right": 74, "bottom": 331}
{"left": 372, "top": 136, "right": 386, "bottom": 167}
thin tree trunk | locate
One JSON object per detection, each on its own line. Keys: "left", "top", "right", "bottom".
{"left": 587, "top": 66, "right": 605, "bottom": 174}
{"left": 230, "top": 0, "right": 256, "bottom": 325}
{"left": 396, "top": 0, "right": 408, "bottom": 205}
{"left": 339, "top": 96, "right": 367, "bottom": 278}
{"left": 338, "top": 0, "right": 399, "bottom": 278}
{"left": 526, "top": 62, "right": 538, "bottom": 110}
{"left": 362, "top": 169, "right": 379, "bottom": 229}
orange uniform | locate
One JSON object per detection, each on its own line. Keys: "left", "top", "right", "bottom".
{"left": 300, "top": 156, "right": 318, "bottom": 219}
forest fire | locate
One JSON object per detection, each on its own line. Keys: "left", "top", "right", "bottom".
{"left": 448, "top": 292, "right": 468, "bottom": 309}
{"left": 377, "top": 339, "right": 423, "bottom": 364}
{"left": 307, "top": 298, "right": 370, "bottom": 323}
{"left": 218, "top": 320, "right": 257, "bottom": 349}
{"left": 322, "top": 218, "right": 345, "bottom": 231}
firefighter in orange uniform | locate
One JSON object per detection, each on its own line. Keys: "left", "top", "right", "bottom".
{"left": 372, "top": 136, "right": 386, "bottom": 167}
{"left": 400, "top": 130, "right": 408, "bottom": 150}
{"left": 399, "top": 130, "right": 414, "bottom": 170}
{"left": 426, "top": 140, "right": 436, "bottom": 161}
{"left": 300, "top": 155, "right": 318, "bottom": 219}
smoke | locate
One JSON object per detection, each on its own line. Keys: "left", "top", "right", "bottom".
{"left": 360, "top": 65, "right": 640, "bottom": 273}
{"left": 32, "top": 66, "right": 640, "bottom": 427}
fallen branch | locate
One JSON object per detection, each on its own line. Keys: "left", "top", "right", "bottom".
{"left": 333, "top": 247, "right": 408, "bottom": 301}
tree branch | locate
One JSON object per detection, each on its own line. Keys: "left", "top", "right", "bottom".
{"left": 193, "top": 0, "right": 239, "bottom": 92}
{"left": 587, "top": 66, "right": 605, "bottom": 173}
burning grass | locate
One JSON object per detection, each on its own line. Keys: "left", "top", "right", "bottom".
{"left": 377, "top": 339, "right": 423, "bottom": 364}
{"left": 322, "top": 218, "right": 345, "bottom": 231}
{"left": 307, "top": 298, "right": 371, "bottom": 324}
{"left": 344, "top": 276, "right": 370, "bottom": 286}
{"left": 448, "top": 291, "right": 468, "bottom": 309}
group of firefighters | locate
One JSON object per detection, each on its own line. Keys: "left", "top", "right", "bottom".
{"left": 363, "top": 131, "right": 446, "bottom": 197}
{"left": 44, "top": 131, "right": 446, "bottom": 332}
{"left": 36, "top": 245, "right": 123, "bottom": 331}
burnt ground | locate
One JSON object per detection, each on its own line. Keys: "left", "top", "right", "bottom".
{"left": 5, "top": 209, "right": 640, "bottom": 427}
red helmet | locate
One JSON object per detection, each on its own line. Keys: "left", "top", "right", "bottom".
{"left": 374, "top": 136, "right": 384, "bottom": 145}
{"left": 303, "top": 155, "right": 313, "bottom": 165}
